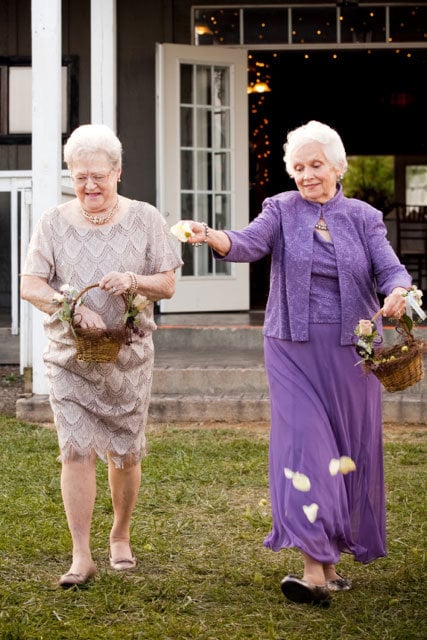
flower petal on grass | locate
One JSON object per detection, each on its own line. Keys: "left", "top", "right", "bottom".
{"left": 303, "top": 503, "right": 319, "bottom": 523}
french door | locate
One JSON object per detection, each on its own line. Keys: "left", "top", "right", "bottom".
{"left": 156, "top": 43, "right": 249, "bottom": 312}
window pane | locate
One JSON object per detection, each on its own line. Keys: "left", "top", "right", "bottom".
{"left": 196, "top": 108, "right": 212, "bottom": 148}
{"left": 197, "top": 151, "right": 212, "bottom": 190}
{"left": 214, "top": 194, "right": 231, "bottom": 231}
{"left": 180, "top": 64, "right": 193, "bottom": 104}
{"left": 194, "top": 8, "right": 240, "bottom": 45}
{"left": 214, "top": 152, "right": 230, "bottom": 191}
{"left": 213, "top": 109, "right": 230, "bottom": 149}
{"left": 244, "top": 8, "right": 288, "bottom": 44}
{"left": 213, "top": 67, "right": 230, "bottom": 106}
{"left": 196, "top": 66, "right": 212, "bottom": 105}
{"left": 291, "top": 8, "right": 336, "bottom": 44}
{"left": 197, "top": 193, "right": 212, "bottom": 224}
{"left": 390, "top": 6, "right": 427, "bottom": 43}
{"left": 181, "top": 192, "right": 194, "bottom": 218}
{"left": 181, "top": 150, "right": 193, "bottom": 190}
{"left": 340, "top": 6, "right": 386, "bottom": 44}
{"left": 181, "top": 107, "right": 193, "bottom": 147}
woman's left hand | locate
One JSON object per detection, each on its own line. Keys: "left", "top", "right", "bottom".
{"left": 382, "top": 287, "right": 408, "bottom": 319}
{"left": 99, "top": 271, "right": 133, "bottom": 296}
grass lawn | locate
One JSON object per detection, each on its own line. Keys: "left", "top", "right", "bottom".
{"left": 0, "top": 418, "right": 425, "bottom": 640}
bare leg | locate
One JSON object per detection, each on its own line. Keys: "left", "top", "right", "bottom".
{"left": 108, "top": 454, "right": 141, "bottom": 568}
{"left": 323, "top": 562, "right": 340, "bottom": 581}
{"left": 60, "top": 454, "right": 97, "bottom": 578}
{"left": 302, "top": 551, "right": 326, "bottom": 586}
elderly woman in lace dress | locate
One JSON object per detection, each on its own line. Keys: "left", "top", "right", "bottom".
{"left": 21, "top": 124, "right": 183, "bottom": 588}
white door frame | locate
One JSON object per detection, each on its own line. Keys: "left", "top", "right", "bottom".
{"left": 156, "top": 43, "right": 249, "bottom": 313}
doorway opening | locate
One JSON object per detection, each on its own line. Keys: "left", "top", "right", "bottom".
{"left": 248, "top": 48, "right": 427, "bottom": 308}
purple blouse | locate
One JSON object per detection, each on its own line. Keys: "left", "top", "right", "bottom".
{"left": 215, "top": 185, "right": 411, "bottom": 345}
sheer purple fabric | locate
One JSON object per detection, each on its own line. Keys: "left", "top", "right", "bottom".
{"left": 263, "top": 233, "right": 386, "bottom": 563}
{"left": 263, "top": 327, "right": 386, "bottom": 564}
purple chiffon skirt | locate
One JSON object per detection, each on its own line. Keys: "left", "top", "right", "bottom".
{"left": 263, "top": 324, "right": 386, "bottom": 564}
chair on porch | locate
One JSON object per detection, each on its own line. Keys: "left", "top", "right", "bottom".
{"left": 394, "top": 204, "right": 427, "bottom": 290}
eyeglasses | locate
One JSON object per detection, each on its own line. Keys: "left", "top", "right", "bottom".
{"left": 71, "top": 171, "right": 113, "bottom": 186}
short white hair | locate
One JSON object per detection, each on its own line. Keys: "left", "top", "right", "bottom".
{"left": 283, "top": 120, "right": 348, "bottom": 178}
{"left": 63, "top": 124, "right": 122, "bottom": 170}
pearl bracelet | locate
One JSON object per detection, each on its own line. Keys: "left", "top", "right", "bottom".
{"left": 194, "top": 222, "right": 210, "bottom": 247}
{"left": 126, "top": 271, "right": 138, "bottom": 295}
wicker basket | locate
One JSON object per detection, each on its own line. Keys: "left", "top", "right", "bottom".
{"left": 363, "top": 310, "right": 425, "bottom": 393}
{"left": 71, "top": 283, "right": 128, "bottom": 363}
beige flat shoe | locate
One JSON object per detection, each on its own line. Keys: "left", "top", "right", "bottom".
{"left": 109, "top": 544, "right": 137, "bottom": 571}
{"left": 59, "top": 563, "right": 97, "bottom": 589}
{"left": 109, "top": 555, "right": 137, "bottom": 571}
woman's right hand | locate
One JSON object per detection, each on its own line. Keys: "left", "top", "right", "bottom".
{"left": 73, "top": 305, "right": 107, "bottom": 330}
{"left": 183, "top": 221, "right": 207, "bottom": 245}
{"left": 182, "top": 220, "right": 231, "bottom": 256}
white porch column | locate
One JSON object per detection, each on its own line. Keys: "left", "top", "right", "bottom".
{"left": 91, "top": 0, "right": 117, "bottom": 130}
{"left": 31, "top": 0, "right": 62, "bottom": 394}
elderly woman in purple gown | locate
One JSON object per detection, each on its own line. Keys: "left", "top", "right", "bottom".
{"left": 184, "top": 120, "right": 412, "bottom": 606}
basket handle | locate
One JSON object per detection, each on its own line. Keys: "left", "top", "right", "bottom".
{"left": 371, "top": 308, "right": 384, "bottom": 323}
{"left": 73, "top": 282, "right": 100, "bottom": 306}
{"left": 70, "top": 282, "right": 128, "bottom": 317}
{"left": 371, "top": 306, "right": 415, "bottom": 341}
{"left": 69, "top": 283, "right": 100, "bottom": 325}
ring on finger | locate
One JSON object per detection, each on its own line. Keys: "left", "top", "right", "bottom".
{"left": 112, "top": 286, "right": 117, "bottom": 292}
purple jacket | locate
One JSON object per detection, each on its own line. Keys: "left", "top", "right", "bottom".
{"left": 216, "top": 186, "right": 412, "bottom": 345}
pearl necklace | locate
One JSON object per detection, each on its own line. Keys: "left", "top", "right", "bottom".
{"left": 80, "top": 198, "right": 119, "bottom": 225}
{"left": 314, "top": 221, "right": 328, "bottom": 231}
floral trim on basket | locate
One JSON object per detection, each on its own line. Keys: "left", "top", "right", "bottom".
{"left": 52, "top": 283, "right": 149, "bottom": 343}
{"left": 353, "top": 287, "right": 426, "bottom": 392}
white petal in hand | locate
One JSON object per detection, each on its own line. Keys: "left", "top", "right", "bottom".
{"left": 170, "top": 221, "right": 195, "bottom": 242}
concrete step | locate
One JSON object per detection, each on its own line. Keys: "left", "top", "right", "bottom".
{"left": 11, "top": 319, "right": 427, "bottom": 424}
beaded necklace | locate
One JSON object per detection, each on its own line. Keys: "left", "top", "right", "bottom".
{"left": 80, "top": 198, "right": 119, "bottom": 225}
{"left": 314, "top": 221, "right": 328, "bottom": 231}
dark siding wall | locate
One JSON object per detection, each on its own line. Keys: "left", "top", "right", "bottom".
{"left": 117, "top": 1, "right": 170, "bottom": 203}
{"left": 62, "top": 0, "right": 90, "bottom": 128}
{"left": 0, "top": 0, "right": 32, "bottom": 170}
{"left": 0, "top": 0, "right": 90, "bottom": 171}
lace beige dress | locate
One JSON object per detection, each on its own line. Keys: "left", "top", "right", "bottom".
{"left": 22, "top": 200, "right": 183, "bottom": 466}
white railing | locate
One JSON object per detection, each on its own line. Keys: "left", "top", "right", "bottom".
{"left": 0, "top": 170, "right": 73, "bottom": 369}
{"left": 0, "top": 171, "right": 33, "bottom": 338}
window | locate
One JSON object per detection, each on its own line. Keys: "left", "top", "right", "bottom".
{"left": 193, "top": 3, "right": 427, "bottom": 47}
{"left": 0, "top": 57, "right": 77, "bottom": 140}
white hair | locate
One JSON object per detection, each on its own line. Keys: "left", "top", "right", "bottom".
{"left": 63, "top": 124, "right": 122, "bottom": 170}
{"left": 283, "top": 120, "right": 348, "bottom": 178}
